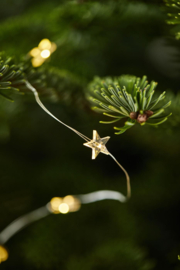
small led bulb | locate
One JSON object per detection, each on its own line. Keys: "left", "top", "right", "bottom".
{"left": 41, "top": 49, "right": 51, "bottom": 59}
{"left": 29, "top": 38, "right": 57, "bottom": 67}
{"left": 59, "top": 203, "right": 69, "bottom": 214}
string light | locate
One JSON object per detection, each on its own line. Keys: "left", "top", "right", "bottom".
{"left": 50, "top": 197, "right": 63, "bottom": 214}
{"left": 0, "top": 190, "right": 128, "bottom": 263}
{"left": 0, "top": 81, "right": 132, "bottom": 263}
{"left": 83, "top": 130, "right": 110, "bottom": 159}
{"left": 25, "top": 81, "right": 131, "bottom": 199}
{"left": 49, "top": 196, "right": 81, "bottom": 214}
{"left": 29, "top": 38, "right": 57, "bottom": 67}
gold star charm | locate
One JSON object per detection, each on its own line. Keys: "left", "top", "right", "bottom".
{"left": 83, "top": 130, "right": 110, "bottom": 159}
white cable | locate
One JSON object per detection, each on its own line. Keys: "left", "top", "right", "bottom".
{"left": 0, "top": 206, "right": 49, "bottom": 245}
{"left": 78, "top": 190, "right": 126, "bottom": 203}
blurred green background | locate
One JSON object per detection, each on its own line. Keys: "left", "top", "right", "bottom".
{"left": 0, "top": 0, "right": 180, "bottom": 269}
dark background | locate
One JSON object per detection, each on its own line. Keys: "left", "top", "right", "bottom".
{"left": 0, "top": 0, "right": 180, "bottom": 269}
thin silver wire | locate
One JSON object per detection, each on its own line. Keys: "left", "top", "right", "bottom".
{"left": 0, "top": 83, "right": 132, "bottom": 252}
{"left": 25, "top": 81, "right": 91, "bottom": 142}
{"left": 25, "top": 80, "right": 131, "bottom": 200}
{"left": 0, "top": 190, "right": 127, "bottom": 245}
{"left": 109, "top": 153, "right": 131, "bottom": 199}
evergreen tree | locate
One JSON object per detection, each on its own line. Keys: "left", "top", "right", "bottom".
{"left": 0, "top": 1, "right": 180, "bottom": 269}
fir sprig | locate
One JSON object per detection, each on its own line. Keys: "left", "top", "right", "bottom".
{"left": 165, "top": 0, "right": 180, "bottom": 39}
{"left": 87, "top": 75, "right": 172, "bottom": 134}
{"left": 0, "top": 55, "right": 25, "bottom": 101}
{"left": 0, "top": 54, "right": 46, "bottom": 101}
{"left": 0, "top": 53, "right": 83, "bottom": 105}
{"left": 165, "top": 0, "right": 180, "bottom": 25}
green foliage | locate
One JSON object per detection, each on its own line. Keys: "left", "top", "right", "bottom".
{"left": 165, "top": 0, "right": 180, "bottom": 38}
{"left": 0, "top": 53, "right": 83, "bottom": 105}
{"left": 1, "top": 1, "right": 180, "bottom": 270}
{"left": 0, "top": 53, "right": 46, "bottom": 101}
{"left": 0, "top": 52, "right": 84, "bottom": 142}
{"left": 0, "top": 54, "right": 25, "bottom": 101}
{"left": 41, "top": 68, "right": 84, "bottom": 107}
{"left": 0, "top": 0, "right": 164, "bottom": 80}
{"left": 87, "top": 75, "right": 172, "bottom": 134}
{"left": 165, "top": 0, "right": 180, "bottom": 25}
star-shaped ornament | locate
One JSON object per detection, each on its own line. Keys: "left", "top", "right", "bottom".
{"left": 83, "top": 130, "right": 110, "bottom": 159}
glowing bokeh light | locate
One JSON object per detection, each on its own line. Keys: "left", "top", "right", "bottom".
{"left": 38, "top": 39, "right": 51, "bottom": 50}
{"left": 29, "top": 38, "right": 57, "bottom": 67}
{"left": 63, "top": 195, "right": 81, "bottom": 212}
{"left": 63, "top": 195, "right": 75, "bottom": 205}
{"left": 41, "top": 49, "right": 50, "bottom": 59}
{"left": 31, "top": 57, "right": 44, "bottom": 67}
{"left": 49, "top": 196, "right": 81, "bottom": 214}
{"left": 30, "top": 47, "right": 40, "bottom": 57}
{"left": 51, "top": 42, "right": 57, "bottom": 52}
{"left": 50, "top": 197, "right": 63, "bottom": 214}
{"left": 59, "top": 203, "right": 69, "bottom": 214}
{"left": 0, "top": 246, "right": 8, "bottom": 263}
